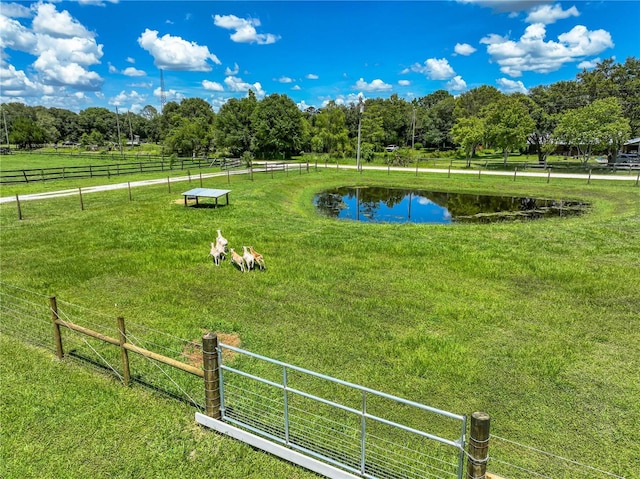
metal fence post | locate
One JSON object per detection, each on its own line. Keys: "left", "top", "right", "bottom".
{"left": 202, "top": 333, "right": 221, "bottom": 419}
{"left": 466, "top": 412, "right": 490, "bottom": 479}
{"left": 50, "top": 296, "right": 63, "bottom": 359}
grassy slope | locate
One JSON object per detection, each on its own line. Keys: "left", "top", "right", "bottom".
{"left": 1, "top": 168, "right": 639, "bottom": 477}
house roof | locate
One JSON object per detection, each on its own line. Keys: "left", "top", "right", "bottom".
{"left": 623, "top": 138, "right": 640, "bottom": 145}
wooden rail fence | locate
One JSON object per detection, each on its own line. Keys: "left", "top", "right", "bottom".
{"left": 0, "top": 157, "right": 242, "bottom": 184}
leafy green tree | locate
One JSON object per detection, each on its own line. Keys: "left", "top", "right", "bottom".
{"left": 453, "top": 85, "right": 502, "bottom": 119}
{"left": 482, "top": 95, "right": 535, "bottom": 166}
{"left": 215, "top": 90, "right": 258, "bottom": 156}
{"left": 450, "top": 116, "right": 485, "bottom": 166}
{"left": 579, "top": 57, "right": 640, "bottom": 136}
{"left": 526, "top": 88, "right": 559, "bottom": 164}
{"left": 8, "top": 117, "right": 45, "bottom": 149}
{"left": 48, "top": 107, "right": 80, "bottom": 143}
{"left": 360, "top": 102, "right": 386, "bottom": 150}
{"left": 34, "top": 107, "right": 60, "bottom": 144}
{"left": 78, "top": 107, "right": 117, "bottom": 141}
{"left": 164, "top": 117, "right": 212, "bottom": 157}
{"left": 252, "top": 93, "right": 304, "bottom": 159}
{"left": 312, "top": 101, "right": 349, "bottom": 156}
{"left": 555, "top": 97, "right": 631, "bottom": 165}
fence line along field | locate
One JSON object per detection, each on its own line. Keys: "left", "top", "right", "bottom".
{"left": 1, "top": 167, "right": 638, "bottom": 479}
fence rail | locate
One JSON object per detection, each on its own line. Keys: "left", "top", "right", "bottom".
{"left": 0, "top": 282, "right": 629, "bottom": 479}
{"left": 0, "top": 157, "right": 242, "bottom": 184}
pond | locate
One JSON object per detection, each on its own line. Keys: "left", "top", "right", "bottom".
{"left": 314, "top": 187, "right": 589, "bottom": 224}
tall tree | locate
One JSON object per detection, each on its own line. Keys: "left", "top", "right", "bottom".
{"left": 453, "top": 85, "right": 502, "bottom": 119}
{"left": 450, "top": 116, "right": 485, "bottom": 166}
{"left": 9, "top": 117, "right": 46, "bottom": 148}
{"left": 312, "top": 101, "right": 349, "bottom": 156}
{"left": 482, "top": 95, "right": 535, "bottom": 166}
{"left": 252, "top": 93, "right": 304, "bottom": 159}
{"left": 555, "top": 97, "right": 631, "bottom": 165}
{"left": 215, "top": 91, "right": 258, "bottom": 157}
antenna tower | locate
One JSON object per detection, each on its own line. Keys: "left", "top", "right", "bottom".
{"left": 160, "top": 69, "right": 167, "bottom": 112}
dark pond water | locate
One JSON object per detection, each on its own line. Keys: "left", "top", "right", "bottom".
{"left": 314, "top": 187, "right": 589, "bottom": 224}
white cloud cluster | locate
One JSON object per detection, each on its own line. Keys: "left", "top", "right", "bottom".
{"left": 225, "top": 63, "right": 239, "bottom": 75}
{"left": 446, "top": 76, "right": 467, "bottom": 91}
{"left": 407, "top": 58, "right": 456, "bottom": 80}
{"left": 454, "top": 43, "right": 477, "bottom": 56}
{"left": 525, "top": 4, "right": 579, "bottom": 25}
{"left": 202, "top": 80, "right": 224, "bottom": 92}
{"left": 398, "top": 80, "right": 411, "bottom": 86}
{"left": 109, "top": 90, "right": 147, "bottom": 111}
{"left": 496, "top": 77, "right": 528, "bottom": 94}
{"left": 306, "top": 73, "right": 319, "bottom": 80}
{"left": 224, "top": 76, "right": 265, "bottom": 97}
{"left": 0, "top": 3, "right": 104, "bottom": 94}
{"left": 354, "top": 78, "right": 392, "bottom": 92}
{"left": 481, "top": 23, "right": 614, "bottom": 77}
{"left": 276, "top": 76, "right": 294, "bottom": 83}
{"left": 123, "top": 67, "right": 146, "bottom": 77}
{"left": 213, "top": 14, "right": 280, "bottom": 45}
{"left": 138, "top": 29, "right": 221, "bottom": 71}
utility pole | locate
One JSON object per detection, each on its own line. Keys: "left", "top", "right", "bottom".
{"left": 115, "top": 106, "right": 123, "bottom": 156}
{"left": 356, "top": 98, "right": 364, "bottom": 172}
{"left": 127, "top": 111, "right": 134, "bottom": 149}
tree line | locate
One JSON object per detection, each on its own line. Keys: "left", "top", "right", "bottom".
{"left": 1, "top": 57, "right": 638, "bottom": 164}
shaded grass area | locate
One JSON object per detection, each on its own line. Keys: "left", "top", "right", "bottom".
{"left": 1, "top": 168, "right": 639, "bottom": 477}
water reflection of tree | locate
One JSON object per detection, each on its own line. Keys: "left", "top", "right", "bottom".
{"left": 314, "top": 188, "right": 587, "bottom": 222}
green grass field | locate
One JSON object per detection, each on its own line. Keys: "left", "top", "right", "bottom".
{"left": 1, "top": 166, "right": 639, "bottom": 478}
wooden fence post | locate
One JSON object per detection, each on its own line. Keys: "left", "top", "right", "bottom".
{"left": 50, "top": 296, "right": 63, "bottom": 359}
{"left": 117, "top": 316, "right": 131, "bottom": 387}
{"left": 128, "top": 181, "right": 132, "bottom": 201}
{"left": 16, "top": 194, "right": 22, "bottom": 220}
{"left": 466, "top": 411, "right": 490, "bottom": 479}
{"left": 199, "top": 172, "right": 203, "bottom": 187}
{"left": 202, "top": 333, "right": 221, "bottom": 419}
{"left": 78, "top": 187, "right": 84, "bottom": 211}
{"left": 167, "top": 177, "right": 171, "bottom": 193}
{"left": 513, "top": 167, "right": 517, "bottom": 181}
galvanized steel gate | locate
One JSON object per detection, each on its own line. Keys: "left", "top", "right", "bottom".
{"left": 197, "top": 342, "right": 467, "bottom": 479}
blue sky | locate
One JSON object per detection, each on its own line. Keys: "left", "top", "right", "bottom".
{"left": 1, "top": 1, "right": 638, "bottom": 113}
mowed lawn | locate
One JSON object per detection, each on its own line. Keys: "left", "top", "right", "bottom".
{"left": 1, "top": 167, "right": 639, "bottom": 478}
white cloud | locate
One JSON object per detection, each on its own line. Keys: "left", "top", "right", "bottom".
{"left": 496, "top": 77, "right": 528, "bottom": 94}
{"left": 126, "top": 57, "right": 135, "bottom": 64}
{"left": 291, "top": 85, "right": 301, "bottom": 91}
{"left": 0, "top": 3, "right": 106, "bottom": 94}
{"left": 322, "top": 93, "right": 364, "bottom": 108}
{"left": 0, "top": 14, "right": 37, "bottom": 51}
{"left": 525, "top": 4, "right": 579, "bottom": 25}
{"left": 276, "top": 76, "right": 294, "bottom": 83}
{"left": 0, "top": 3, "right": 32, "bottom": 18}
{"left": 409, "top": 58, "right": 456, "bottom": 80}
{"left": 109, "top": 90, "right": 147, "bottom": 110}
{"left": 480, "top": 23, "right": 613, "bottom": 77}
{"left": 32, "top": 3, "right": 94, "bottom": 39}
{"left": 446, "top": 75, "right": 467, "bottom": 91}
{"left": 454, "top": 43, "right": 477, "bottom": 56}
{"left": 213, "top": 14, "right": 280, "bottom": 45}
{"left": 153, "top": 86, "right": 184, "bottom": 102}
{"left": 202, "top": 80, "right": 224, "bottom": 91}
{"left": 138, "top": 29, "right": 221, "bottom": 71}
{"left": 123, "top": 67, "right": 146, "bottom": 77}
{"left": 225, "top": 63, "right": 239, "bottom": 75}
{"left": 297, "top": 100, "right": 311, "bottom": 111}
{"left": 306, "top": 73, "right": 319, "bottom": 80}
{"left": 354, "top": 78, "right": 392, "bottom": 92}
{"left": 398, "top": 79, "right": 411, "bottom": 86}
{"left": 129, "top": 82, "right": 153, "bottom": 89}
{"left": 108, "top": 62, "right": 118, "bottom": 73}
{"left": 224, "top": 76, "right": 265, "bottom": 97}
{"left": 577, "top": 58, "right": 601, "bottom": 70}
{"left": 0, "top": 63, "right": 53, "bottom": 97}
